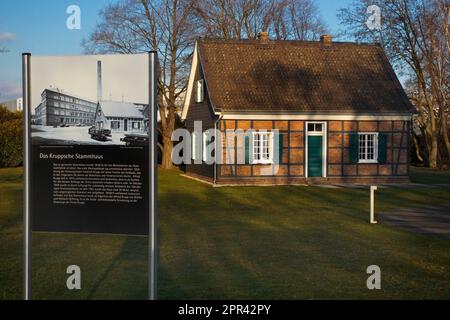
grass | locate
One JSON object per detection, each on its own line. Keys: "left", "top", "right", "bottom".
{"left": 0, "top": 166, "right": 449, "bottom": 299}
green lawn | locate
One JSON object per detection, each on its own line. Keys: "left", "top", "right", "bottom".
{"left": 410, "top": 166, "right": 450, "bottom": 184}
{"left": 1, "top": 166, "right": 449, "bottom": 299}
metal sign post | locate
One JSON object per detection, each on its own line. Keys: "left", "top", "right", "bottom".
{"left": 22, "top": 52, "right": 32, "bottom": 300}
{"left": 149, "top": 51, "right": 158, "bottom": 300}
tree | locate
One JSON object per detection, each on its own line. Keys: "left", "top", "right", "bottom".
{"left": 83, "top": 0, "right": 198, "bottom": 169}
{"left": 437, "top": 1, "right": 450, "bottom": 164}
{"left": 338, "top": 0, "right": 449, "bottom": 168}
{"left": 193, "top": 0, "right": 326, "bottom": 40}
{"left": 0, "top": 106, "right": 23, "bottom": 168}
{"left": 192, "top": 0, "right": 274, "bottom": 39}
{"left": 85, "top": 0, "right": 326, "bottom": 169}
{"left": 272, "top": 0, "right": 327, "bottom": 40}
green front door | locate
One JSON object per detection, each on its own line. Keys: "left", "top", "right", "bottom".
{"left": 308, "top": 136, "right": 323, "bottom": 177}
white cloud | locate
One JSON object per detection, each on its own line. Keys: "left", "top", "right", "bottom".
{"left": 0, "top": 32, "right": 16, "bottom": 41}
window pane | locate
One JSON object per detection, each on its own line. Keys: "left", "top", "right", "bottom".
{"left": 262, "top": 135, "right": 267, "bottom": 160}
{"left": 252, "top": 132, "right": 273, "bottom": 163}
{"left": 253, "top": 134, "right": 259, "bottom": 160}
{"left": 315, "top": 123, "right": 323, "bottom": 132}
{"left": 360, "top": 134, "right": 366, "bottom": 160}
{"left": 359, "top": 133, "right": 378, "bottom": 161}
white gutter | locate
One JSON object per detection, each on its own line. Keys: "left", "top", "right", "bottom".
{"left": 220, "top": 114, "right": 412, "bottom": 121}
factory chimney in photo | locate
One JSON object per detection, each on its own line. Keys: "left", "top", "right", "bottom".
{"left": 97, "top": 60, "right": 102, "bottom": 102}
{"left": 93, "top": 59, "right": 146, "bottom": 134}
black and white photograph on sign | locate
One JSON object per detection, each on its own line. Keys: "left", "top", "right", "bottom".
{"left": 30, "top": 55, "right": 150, "bottom": 146}
{"left": 29, "top": 54, "right": 152, "bottom": 236}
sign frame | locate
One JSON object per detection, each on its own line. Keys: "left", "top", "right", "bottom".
{"left": 22, "top": 52, "right": 158, "bottom": 300}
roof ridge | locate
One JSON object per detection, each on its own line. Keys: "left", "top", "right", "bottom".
{"left": 197, "top": 37, "right": 380, "bottom": 47}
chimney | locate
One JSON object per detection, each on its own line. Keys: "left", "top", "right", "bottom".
{"left": 258, "top": 31, "right": 269, "bottom": 44}
{"left": 97, "top": 60, "right": 103, "bottom": 102}
{"left": 320, "top": 34, "right": 333, "bottom": 46}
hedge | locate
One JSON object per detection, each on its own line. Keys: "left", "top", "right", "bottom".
{"left": 0, "top": 106, "right": 23, "bottom": 168}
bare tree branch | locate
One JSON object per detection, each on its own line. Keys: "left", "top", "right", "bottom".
{"left": 192, "top": 0, "right": 327, "bottom": 40}
{"left": 338, "top": 0, "right": 449, "bottom": 168}
{"left": 84, "top": 0, "right": 198, "bottom": 169}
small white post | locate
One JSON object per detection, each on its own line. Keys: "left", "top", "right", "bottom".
{"left": 370, "top": 186, "right": 378, "bottom": 224}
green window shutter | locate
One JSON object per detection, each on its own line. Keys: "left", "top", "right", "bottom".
{"left": 208, "top": 135, "right": 215, "bottom": 159}
{"left": 349, "top": 133, "right": 359, "bottom": 164}
{"left": 276, "top": 132, "right": 283, "bottom": 164}
{"left": 378, "top": 133, "right": 387, "bottom": 164}
{"left": 244, "top": 136, "right": 250, "bottom": 164}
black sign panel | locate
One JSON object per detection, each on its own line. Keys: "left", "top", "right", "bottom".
{"left": 28, "top": 54, "right": 151, "bottom": 236}
{"left": 31, "top": 145, "right": 149, "bottom": 235}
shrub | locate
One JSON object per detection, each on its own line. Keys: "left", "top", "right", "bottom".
{"left": 0, "top": 106, "right": 23, "bottom": 168}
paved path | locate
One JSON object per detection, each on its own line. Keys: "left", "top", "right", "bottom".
{"left": 385, "top": 184, "right": 450, "bottom": 189}
{"left": 379, "top": 205, "right": 450, "bottom": 238}
{"left": 330, "top": 184, "right": 450, "bottom": 189}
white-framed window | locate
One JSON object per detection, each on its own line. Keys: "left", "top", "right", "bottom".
{"left": 132, "top": 122, "right": 140, "bottom": 129}
{"left": 195, "top": 79, "right": 204, "bottom": 103}
{"left": 252, "top": 131, "right": 274, "bottom": 164}
{"left": 111, "top": 121, "right": 120, "bottom": 130}
{"left": 359, "top": 133, "right": 378, "bottom": 163}
{"left": 307, "top": 122, "right": 324, "bottom": 133}
{"left": 192, "top": 131, "right": 201, "bottom": 160}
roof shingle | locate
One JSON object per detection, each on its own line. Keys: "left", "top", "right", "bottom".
{"left": 197, "top": 38, "right": 414, "bottom": 114}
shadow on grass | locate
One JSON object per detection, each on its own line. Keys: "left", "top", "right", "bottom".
{"left": 86, "top": 236, "right": 148, "bottom": 300}
{"left": 0, "top": 186, "right": 23, "bottom": 233}
{"left": 2, "top": 168, "right": 450, "bottom": 299}
{"left": 157, "top": 174, "right": 450, "bottom": 299}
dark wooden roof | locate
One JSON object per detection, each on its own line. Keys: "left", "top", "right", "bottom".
{"left": 197, "top": 38, "right": 415, "bottom": 114}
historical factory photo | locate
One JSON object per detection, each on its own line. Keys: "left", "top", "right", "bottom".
{"left": 30, "top": 54, "right": 150, "bottom": 145}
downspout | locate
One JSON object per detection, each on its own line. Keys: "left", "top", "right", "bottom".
{"left": 213, "top": 114, "right": 223, "bottom": 185}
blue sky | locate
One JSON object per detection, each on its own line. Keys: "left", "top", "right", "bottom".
{"left": 0, "top": 0, "right": 352, "bottom": 101}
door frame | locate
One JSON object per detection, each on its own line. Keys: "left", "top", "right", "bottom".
{"left": 305, "top": 121, "right": 327, "bottom": 178}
